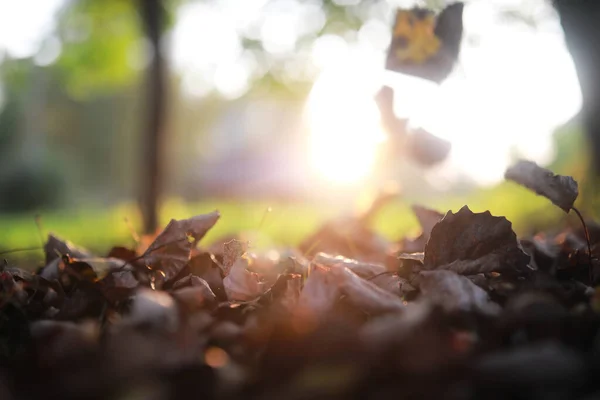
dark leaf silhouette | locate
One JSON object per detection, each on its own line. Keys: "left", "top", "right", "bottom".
{"left": 505, "top": 160, "right": 579, "bottom": 212}
{"left": 44, "top": 234, "right": 92, "bottom": 265}
{"left": 424, "top": 206, "right": 530, "bottom": 274}
{"left": 142, "top": 211, "right": 220, "bottom": 287}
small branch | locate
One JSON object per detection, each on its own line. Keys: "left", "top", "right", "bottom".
{"left": 572, "top": 207, "right": 593, "bottom": 283}
{"left": 0, "top": 246, "right": 43, "bottom": 256}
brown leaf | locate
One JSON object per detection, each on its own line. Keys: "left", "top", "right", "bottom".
{"left": 330, "top": 267, "right": 405, "bottom": 314}
{"left": 313, "top": 253, "right": 387, "bottom": 278}
{"left": 142, "top": 211, "right": 220, "bottom": 287}
{"left": 297, "top": 264, "right": 341, "bottom": 317}
{"left": 412, "top": 205, "right": 444, "bottom": 242}
{"left": 424, "top": 206, "right": 530, "bottom": 275}
{"left": 299, "top": 217, "right": 390, "bottom": 264}
{"left": 44, "top": 234, "right": 92, "bottom": 265}
{"left": 221, "top": 239, "right": 249, "bottom": 276}
{"left": 101, "top": 270, "right": 138, "bottom": 302}
{"left": 187, "top": 253, "right": 226, "bottom": 301}
{"left": 171, "top": 278, "right": 217, "bottom": 312}
{"left": 64, "top": 257, "right": 131, "bottom": 281}
{"left": 419, "top": 270, "right": 500, "bottom": 314}
{"left": 223, "top": 257, "right": 267, "bottom": 301}
{"left": 505, "top": 160, "right": 578, "bottom": 212}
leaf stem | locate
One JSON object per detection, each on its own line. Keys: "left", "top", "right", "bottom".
{"left": 572, "top": 207, "right": 593, "bottom": 284}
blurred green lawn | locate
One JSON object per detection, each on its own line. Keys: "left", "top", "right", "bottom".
{"left": 0, "top": 183, "right": 571, "bottom": 265}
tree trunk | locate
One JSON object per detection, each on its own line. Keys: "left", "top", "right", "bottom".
{"left": 554, "top": 0, "right": 600, "bottom": 175}
{"left": 138, "top": 0, "right": 166, "bottom": 234}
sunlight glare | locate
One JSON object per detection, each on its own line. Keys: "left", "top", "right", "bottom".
{"left": 307, "top": 62, "right": 386, "bottom": 184}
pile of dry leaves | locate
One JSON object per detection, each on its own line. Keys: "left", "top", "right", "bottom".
{"left": 1, "top": 160, "right": 600, "bottom": 400}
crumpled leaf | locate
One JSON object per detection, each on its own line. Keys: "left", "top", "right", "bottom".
{"left": 297, "top": 264, "right": 340, "bottom": 317}
{"left": 330, "top": 267, "right": 405, "bottom": 314}
{"left": 142, "top": 211, "right": 220, "bottom": 287}
{"left": 419, "top": 270, "right": 500, "bottom": 314}
{"left": 126, "top": 288, "right": 179, "bottom": 331}
{"left": 44, "top": 234, "right": 92, "bottom": 265}
{"left": 223, "top": 257, "right": 267, "bottom": 301}
{"left": 505, "top": 160, "right": 578, "bottom": 213}
{"left": 101, "top": 269, "right": 138, "bottom": 302}
{"left": 313, "top": 253, "right": 387, "bottom": 278}
{"left": 424, "top": 206, "right": 530, "bottom": 275}
{"left": 369, "top": 273, "right": 416, "bottom": 297}
{"left": 186, "top": 253, "right": 226, "bottom": 301}
{"left": 63, "top": 256, "right": 131, "bottom": 281}
{"left": 221, "top": 239, "right": 249, "bottom": 276}
{"left": 299, "top": 191, "right": 395, "bottom": 265}
{"left": 171, "top": 277, "right": 217, "bottom": 312}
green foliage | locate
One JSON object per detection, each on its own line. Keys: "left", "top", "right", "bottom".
{"left": 56, "top": 0, "right": 142, "bottom": 98}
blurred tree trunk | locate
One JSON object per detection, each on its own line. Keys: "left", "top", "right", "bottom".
{"left": 554, "top": 0, "right": 600, "bottom": 175}
{"left": 138, "top": 0, "right": 167, "bottom": 234}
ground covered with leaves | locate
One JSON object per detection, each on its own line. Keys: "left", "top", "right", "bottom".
{"left": 1, "top": 160, "right": 600, "bottom": 400}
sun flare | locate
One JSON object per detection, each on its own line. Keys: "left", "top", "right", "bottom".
{"left": 306, "top": 68, "right": 387, "bottom": 184}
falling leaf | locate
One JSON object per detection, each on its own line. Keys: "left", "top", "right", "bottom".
{"left": 142, "top": 211, "right": 220, "bottom": 287}
{"left": 419, "top": 270, "right": 500, "bottom": 314}
{"left": 424, "top": 206, "right": 530, "bottom": 275}
{"left": 407, "top": 128, "right": 452, "bottom": 167}
{"left": 505, "top": 160, "right": 578, "bottom": 212}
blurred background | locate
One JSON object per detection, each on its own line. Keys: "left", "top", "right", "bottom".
{"left": 0, "top": 0, "right": 593, "bottom": 255}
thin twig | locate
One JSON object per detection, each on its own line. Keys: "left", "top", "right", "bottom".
{"left": 572, "top": 207, "right": 593, "bottom": 283}
{"left": 0, "top": 246, "right": 44, "bottom": 256}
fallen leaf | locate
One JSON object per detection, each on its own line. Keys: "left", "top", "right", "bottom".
{"left": 223, "top": 257, "right": 267, "bottom": 301}
{"left": 419, "top": 270, "right": 500, "bottom": 314}
{"left": 171, "top": 278, "right": 217, "bottom": 312}
{"left": 313, "top": 253, "right": 387, "bottom": 278}
{"left": 297, "top": 264, "right": 341, "bottom": 317}
{"left": 505, "top": 160, "right": 578, "bottom": 212}
{"left": 44, "top": 234, "right": 92, "bottom": 265}
{"left": 222, "top": 239, "right": 248, "bottom": 276}
{"left": 330, "top": 267, "right": 405, "bottom": 314}
{"left": 424, "top": 206, "right": 530, "bottom": 275}
{"left": 142, "top": 211, "right": 220, "bottom": 287}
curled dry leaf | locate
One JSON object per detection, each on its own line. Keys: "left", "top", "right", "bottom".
{"left": 419, "top": 270, "right": 500, "bottom": 314}
{"left": 298, "top": 216, "right": 391, "bottom": 265}
{"left": 142, "top": 211, "right": 220, "bottom": 287}
{"left": 505, "top": 160, "right": 578, "bottom": 213}
{"left": 223, "top": 257, "right": 267, "bottom": 301}
{"left": 297, "top": 264, "right": 340, "bottom": 317}
{"left": 44, "top": 234, "right": 92, "bottom": 265}
{"left": 313, "top": 253, "right": 387, "bottom": 278}
{"left": 331, "top": 266, "right": 405, "bottom": 314}
{"left": 101, "top": 270, "right": 138, "bottom": 302}
{"left": 171, "top": 277, "right": 217, "bottom": 312}
{"left": 64, "top": 256, "right": 131, "bottom": 281}
{"left": 186, "top": 253, "right": 226, "bottom": 301}
{"left": 126, "top": 288, "right": 179, "bottom": 332}
{"left": 424, "top": 206, "right": 530, "bottom": 275}
{"left": 222, "top": 239, "right": 249, "bottom": 276}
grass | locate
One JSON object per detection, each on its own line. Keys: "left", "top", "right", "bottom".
{"left": 0, "top": 182, "right": 577, "bottom": 266}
